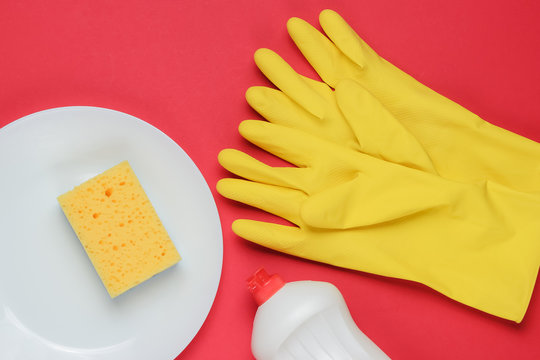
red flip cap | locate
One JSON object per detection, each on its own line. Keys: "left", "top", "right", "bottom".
{"left": 247, "top": 268, "right": 285, "bottom": 306}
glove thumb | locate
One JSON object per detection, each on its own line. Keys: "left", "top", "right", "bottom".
{"left": 335, "top": 79, "right": 436, "bottom": 173}
{"left": 301, "top": 172, "right": 456, "bottom": 229}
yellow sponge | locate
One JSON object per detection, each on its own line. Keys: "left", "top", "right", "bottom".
{"left": 57, "top": 161, "right": 181, "bottom": 298}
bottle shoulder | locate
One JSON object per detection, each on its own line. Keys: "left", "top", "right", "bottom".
{"left": 251, "top": 280, "right": 390, "bottom": 360}
{"left": 251, "top": 281, "right": 347, "bottom": 359}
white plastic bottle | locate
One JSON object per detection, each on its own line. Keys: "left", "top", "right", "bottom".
{"left": 247, "top": 268, "right": 391, "bottom": 360}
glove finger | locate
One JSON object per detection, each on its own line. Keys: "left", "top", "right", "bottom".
{"left": 246, "top": 86, "right": 318, "bottom": 129}
{"left": 287, "top": 16, "right": 362, "bottom": 88}
{"left": 246, "top": 86, "right": 359, "bottom": 151}
{"left": 335, "top": 79, "right": 436, "bottom": 173}
{"left": 239, "top": 120, "right": 338, "bottom": 168}
{"left": 318, "top": 10, "right": 442, "bottom": 117}
{"left": 254, "top": 48, "right": 326, "bottom": 119}
{"left": 216, "top": 178, "right": 305, "bottom": 224}
{"left": 232, "top": 219, "right": 304, "bottom": 252}
{"left": 218, "top": 148, "right": 309, "bottom": 190}
{"left": 318, "top": 10, "right": 379, "bottom": 72}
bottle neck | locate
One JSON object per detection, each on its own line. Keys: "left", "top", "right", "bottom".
{"left": 247, "top": 268, "right": 286, "bottom": 305}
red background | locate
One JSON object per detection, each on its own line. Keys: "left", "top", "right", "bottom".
{"left": 1, "top": 0, "right": 540, "bottom": 359}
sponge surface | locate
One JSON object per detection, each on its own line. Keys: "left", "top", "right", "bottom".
{"left": 58, "top": 161, "right": 181, "bottom": 298}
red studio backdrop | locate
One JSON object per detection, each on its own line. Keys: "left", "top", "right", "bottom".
{"left": 1, "top": 1, "right": 540, "bottom": 359}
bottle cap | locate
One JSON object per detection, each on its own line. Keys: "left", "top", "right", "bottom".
{"left": 247, "top": 268, "right": 285, "bottom": 306}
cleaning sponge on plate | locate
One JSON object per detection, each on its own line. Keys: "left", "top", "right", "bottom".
{"left": 57, "top": 160, "right": 181, "bottom": 298}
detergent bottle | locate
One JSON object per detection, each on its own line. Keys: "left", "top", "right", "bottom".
{"left": 247, "top": 268, "right": 391, "bottom": 360}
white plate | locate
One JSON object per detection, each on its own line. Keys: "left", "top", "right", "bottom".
{"left": 0, "top": 106, "right": 223, "bottom": 359}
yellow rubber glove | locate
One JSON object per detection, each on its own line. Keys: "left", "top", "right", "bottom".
{"left": 217, "top": 120, "right": 540, "bottom": 322}
{"left": 248, "top": 9, "right": 540, "bottom": 192}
